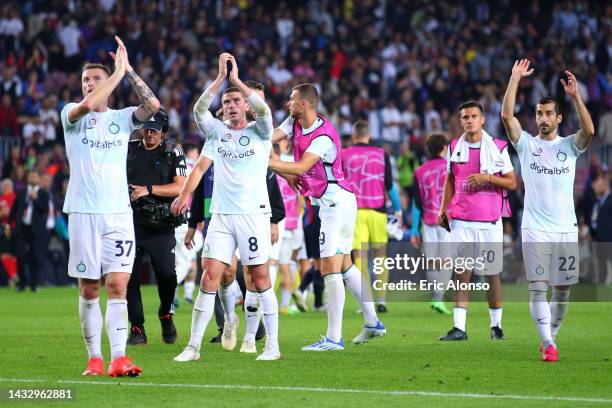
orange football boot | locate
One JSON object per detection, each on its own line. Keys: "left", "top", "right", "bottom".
{"left": 82, "top": 357, "right": 104, "bottom": 376}
{"left": 108, "top": 356, "right": 142, "bottom": 377}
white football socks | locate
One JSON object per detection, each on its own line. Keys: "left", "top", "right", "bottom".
{"left": 343, "top": 265, "right": 378, "bottom": 327}
{"left": 324, "top": 273, "right": 345, "bottom": 342}
{"left": 453, "top": 307, "right": 467, "bottom": 332}
{"left": 489, "top": 307, "right": 503, "bottom": 328}
{"left": 244, "top": 290, "right": 261, "bottom": 342}
{"left": 281, "top": 289, "right": 292, "bottom": 308}
{"left": 550, "top": 287, "right": 570, "bottom": 339}
{"left": 188, "top": 290, "right": 216, "bottom": 351}
{"left": 105, "top": 299, "right": 128, "bottom": 361}
{"left": 219, "top": 280, "right": 238, "bottom": 323}
{"left": 529, "top": 282, "right": 554, "bottom": 348}
{"left": 256, "top": 288, "right": 278, "bottom": 346}
{"left": 184, "top": 281, "right": 195, "bottom": 301}
{"left": 79, "top": 296, "right": 103, "bottom": 359}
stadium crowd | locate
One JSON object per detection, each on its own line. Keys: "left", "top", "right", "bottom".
{"left": 0, "top": 0, "right": 610, "bottom": 288}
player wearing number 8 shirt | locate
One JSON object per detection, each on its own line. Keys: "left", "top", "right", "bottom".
{"left": 501, "top": 59, "right": 595, "bottom": 362}
{"left": 171, "top": 53, "right": 281, "bottom": 361}
{"left": 60, "top": 36, "right": 160, "bottom": 377}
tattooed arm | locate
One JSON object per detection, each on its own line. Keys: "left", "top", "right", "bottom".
{"left": 117, "top": 36, "right": 160, "bottom": 122}
{"left": 126, "top": 68, "right": 161, "bottom": 122}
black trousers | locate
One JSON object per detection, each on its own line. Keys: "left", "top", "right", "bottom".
{"left": 14, "top": 227, "right": 47, "bottom": 291}
{"left": 127, "top": 225, "right": 177, "bottom": 328}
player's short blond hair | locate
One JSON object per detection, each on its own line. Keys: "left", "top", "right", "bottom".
{"left": 82, "top": 62, "right": 111, "bottom": 77}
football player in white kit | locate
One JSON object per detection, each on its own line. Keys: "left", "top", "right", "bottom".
{"left": 61, "top": 36, "right": 160, "bottom": 377}
{"left": 171, "top": 53, "right": 280, "bottom": 361}
{"left": 501, "top": 59, "right": 595, "bottom": 362}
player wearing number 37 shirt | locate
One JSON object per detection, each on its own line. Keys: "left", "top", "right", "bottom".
{"left": 62, "top": 37, "right": 161, "bottom": 377}
{"left": 171, "top": 53, "right": 281, "bottom": 362}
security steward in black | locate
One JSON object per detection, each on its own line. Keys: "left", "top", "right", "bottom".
{"left": 126, "top": 108, "right": 187, "bottom": 345}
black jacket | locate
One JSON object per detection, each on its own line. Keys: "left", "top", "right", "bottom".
{"left": 592, "top": 194, "right": 612, "bottom": 242}
{"left": 9, "top": 187, "right": 50, "bottom": 237}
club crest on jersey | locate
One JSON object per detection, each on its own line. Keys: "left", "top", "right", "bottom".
{"left": 557, "top": 150, "right": 567, "bottom": 162}
{"left": 108, "top": 122, "right": 120, "bottom": 134}
{"left": 239, "top": 136, "right": 250, "bottom": 146}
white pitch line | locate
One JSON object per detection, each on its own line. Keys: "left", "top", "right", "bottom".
{"left": 0, "top": 378, "right": 611, "bottom": 404}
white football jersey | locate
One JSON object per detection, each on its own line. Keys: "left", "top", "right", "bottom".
{"left": 61, "top": 103, "right": 139, "bottom": 214}
{"left": 197, "top": 95, "right": 272, "bottom": 215}
{"left": 512, "top": 130, "right": 585, "bottom": 233}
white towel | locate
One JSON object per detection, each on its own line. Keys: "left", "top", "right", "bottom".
{"left": 450, "top": 130, "right": 505, "bottom": 174}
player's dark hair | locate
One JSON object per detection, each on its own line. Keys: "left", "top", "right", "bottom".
{"left": 245, "top": 80, "right": 264, "bottom": 91}
{"left": 82, "top": 62, "right": 111, "bottom": 77}
{"left": 425, "top": 133, "right": 448, "bottom": 158}
{"left": 537, "top": 96, "right": 561, "bottom": 115}
{"left": 292, "top": 83, "right": 319, "bottom": 107}
{"left": 458, "top": 100, "right": 484, "bottom": 114}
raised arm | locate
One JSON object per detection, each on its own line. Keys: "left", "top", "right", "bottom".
{"left": 193, "top": 54, "right": 230, "bottom": 135}
{"left": 68, "top": 36, "right": 126, "bottom": 123}
{"left": 118, "top": 36, "right": 160, "bottom": 122}
{"left": 561, "top": 70, "right": 595, "bottom": 150}
{"left": 501, "top": 59, "right": 533, "bottom": 144}
{"left": 227, "top": 55, "right": 273, "bottom": 137}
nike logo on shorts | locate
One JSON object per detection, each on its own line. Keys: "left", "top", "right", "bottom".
{"left": 248, "top": 255, "right": 259, "bottom": 260}
{"left": 121, "top": 262, "right": 130, "bottom": 266}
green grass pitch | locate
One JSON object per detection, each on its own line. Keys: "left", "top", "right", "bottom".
{"left": 1, "top": 286, "right": 611, "bottom": 407}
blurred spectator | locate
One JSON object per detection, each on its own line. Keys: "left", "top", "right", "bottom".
{"left": 2, "top": 146, "right": 21, "bottom": 179}
{"left": 9, "top": 170, "right": 49, "bottom": 292}
{"left": 0, "top": 178, "right": 15, "bottom": 226}
{"left": 1, "top": 66, "right": 22, "bottom": 102}
{"left": 380, "top": 99, "right": 402, "bottom": 143}
{"left": 590, "top": 169, "right": 612, "bottom": 284}
{"left": 424, "top": 100, "right": 442, "bottom": 134}
{"left": 22, "top": 117, "right": 45, "bottom": 148}
{"left": 39, "top": 96, "right": 59, "bottom": 144}
{"left": 0, "top": 94, "right": 18, "bottom": 136}
{"left": 396, "top": 143, "right": 420, "bottom": 197}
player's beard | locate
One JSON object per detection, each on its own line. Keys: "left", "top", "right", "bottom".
{"left": 538, "top": 122, "right": 557, "bottom": 137}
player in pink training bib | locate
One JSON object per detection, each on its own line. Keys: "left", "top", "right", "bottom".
{"left": 270, "top": 83, "right": 386, "bottom": 350}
